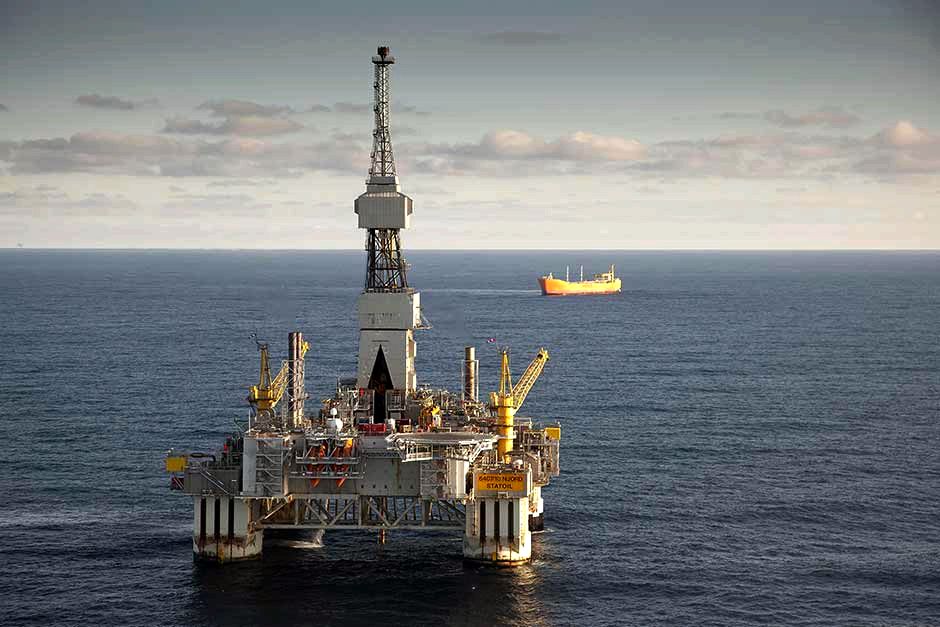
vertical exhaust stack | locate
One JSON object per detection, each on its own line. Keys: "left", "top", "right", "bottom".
{"left": 463, "top": 346, "right": 478, "bottom": 403}
{"left": 287, "top": 332, "right": 306, "bottom": 429}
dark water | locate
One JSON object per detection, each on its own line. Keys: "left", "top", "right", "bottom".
{"left": 1, "top": 250, "right": 938, "bottom": 626}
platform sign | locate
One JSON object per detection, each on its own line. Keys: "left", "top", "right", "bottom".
{"left": 475, "top": 473, "right": 527, "bottom": 494}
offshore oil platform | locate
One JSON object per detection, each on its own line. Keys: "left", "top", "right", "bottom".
{"left": 165, "top": 46, "right": 561, "bottom": 565}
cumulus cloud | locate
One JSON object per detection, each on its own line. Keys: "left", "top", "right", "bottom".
{"left": 75, "top": 94, "right": 157, "bottom": 110}
{"left": 874, "top": 120, "right": 934, "bottom": 148}
{"left": 423, "top": 130, "right": 646, "bottom": 163}
{"left": 479, "top": 31, "right": 564, "bottom": 45}
{"left": 643, "top": 120, "right": 940, "bottom": 179}
{"left": 764, "top": 106, "right": 861, "bottom": 129}
{"left": 198, "top": 99, "right": 294, "bottom": 117}
{"left": 859, "top": 121, "right": 940, "bottom": 175}
{"left": 4, "top": 120, "right": 937, "bottom": 181}
{"left": 163, "top": 99, "right": 305, "bottom": 137}
{"left": 163, "top": 115, "right": 303, "bottom": 136}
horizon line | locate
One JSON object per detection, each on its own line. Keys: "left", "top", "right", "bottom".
{"left": 1, "top": 247, "right": 939, "bottom": 253}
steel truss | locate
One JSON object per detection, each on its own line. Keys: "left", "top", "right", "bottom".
{"left": 256, "top": 495, "right": 465, "bottom": 530}
{"left": 369, "top": 57, "right": 395, "bottom": 178}
{"left": 365, "top": 228, "right": 408, "bottom": 290}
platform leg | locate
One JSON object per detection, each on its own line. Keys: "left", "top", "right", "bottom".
{"left": 193, "top": 496, "right": 263, "bottom": 563}
{"left": 463, "top": 496, "right": 531, "bottom": 565}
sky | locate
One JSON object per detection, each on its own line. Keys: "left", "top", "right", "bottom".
{"left": 1, "top": 0, "right": 938, "bottom": 249}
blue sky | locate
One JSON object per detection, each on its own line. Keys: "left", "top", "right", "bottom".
{"left": 1, "top": 0, "right": 938, "bottom": 248}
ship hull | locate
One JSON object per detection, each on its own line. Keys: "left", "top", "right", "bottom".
{"left": 538, "top": 277, "right": 622, "bottom": 296}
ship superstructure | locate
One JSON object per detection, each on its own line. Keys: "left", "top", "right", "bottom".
{"left": 165, "top": 46, "right": 561, "bottom": 566}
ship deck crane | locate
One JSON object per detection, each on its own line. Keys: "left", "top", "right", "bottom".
{"left": 248, "top": 339, "right": 309, "bottom": 414}
{"left": 490, "top": 347, "right": 550, "bottom": 459}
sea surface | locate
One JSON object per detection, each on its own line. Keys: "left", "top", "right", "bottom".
{"left": 0, "top": 250, "right": 938, "bottom": 626}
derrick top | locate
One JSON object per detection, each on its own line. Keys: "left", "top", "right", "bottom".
{"left": 372, "top": 46, "right": 395, "bottom": 65}
{"left": 368, "top": 45, "right": 397, "bottom": 182}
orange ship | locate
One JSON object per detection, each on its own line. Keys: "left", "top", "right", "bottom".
{"left": 538, "top": 264, "right": 621, "bottom": 296}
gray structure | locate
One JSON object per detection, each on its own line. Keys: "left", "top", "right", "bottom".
{"left": 166, "top": 46, "right": 561, "bottom": 565}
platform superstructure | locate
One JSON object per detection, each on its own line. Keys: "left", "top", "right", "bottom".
{"left": 165, "top": 46, "right": 561, "bottom": 566}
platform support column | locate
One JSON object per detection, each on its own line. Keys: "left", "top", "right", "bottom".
{"left": 193, "top": 496, "right": 263, "bottom": 562}
{"left": 463, "top": 496, "right": 531, "bottom": 565}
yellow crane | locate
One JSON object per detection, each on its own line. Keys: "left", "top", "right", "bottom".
{"left": 490, "top": 347, "right": 550, "bottom": 459}
{"left": 248, "top": 339, "right": 308, "bottom": 414}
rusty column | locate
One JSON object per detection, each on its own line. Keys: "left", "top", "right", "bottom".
{"left": 287, "top": 332, "right": 306, "bottom": 428}
{"left": 463, "top": 346, "right": 477, "bottom": 403}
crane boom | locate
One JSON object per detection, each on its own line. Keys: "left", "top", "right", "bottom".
{"left": 268, "top": 361, "right": 290, "bottom": 407}
{"left": 490, "top": 347, "right": 550, "bottom": 459}
{"left": 511, "top": 348, "right": 549, "bottom": 411}
{"left": 248, "top": 340, "right": 309, "bottom": 412}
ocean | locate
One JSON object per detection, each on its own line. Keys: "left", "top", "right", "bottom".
{"left": 0, "top": 250, "right": 938, "bottom": 626}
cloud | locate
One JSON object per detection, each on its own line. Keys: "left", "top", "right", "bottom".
{"left": 717, "top": 112, "right": 759, "bottom": 120}
{"left": 163, "top": 115, "right": 303, "bottom": 136}
{"left": 764, "top": 106, "right": 861, "bottom": 129}
{"left": 0, "top": 140, "right": 17, "bottom": 162}
{"left": 5, "top": 120, "right": 937, "bottom": 182}
{"left": 423, "top": 130, "right": 646, "bottom": 163}
{"left": 857, "top": 121, "right": 940, "bottom": 175}
{"left": 332, "top": 102, "right": 372, "bottom": 114}
{"left": 75, "top": 94, "right": 157, "bottom": 110}
{"left": 0, "top": 186, "right": 137, "bottom": 216}
{"left": 396, "top": 125, "right": 420, "bottom": 136}
{"left": 479, "top": 31, "right": 564, "bottom": 45}
{"left": 198, "top": 99, "right": 294, "bottom": 117}
{"left": 874, "top": 120, "right": 934, "bottom": 148}
{"left": 853, "top": 152, "right": 940, "bottom": 175}
{"left": 161, "top": 192, "right": 272, "bottom": 216}
{"left": 393, "top": 103, "right": 431, "bottom": 116}
{"left": 2, "top": 130, "right": 368, "bottom": 178}
{"left": 0, "top": 104, "right": 9, "bottom": 112}
{"left": 162, "top": 118, "right": 220, "bottom": 134}
{"left": 644, "top": 121, "right": 940, "bottom": 179}
{"left": 307, "top": 102, "right": 430, "bottom": 116}
{"left": 207, "top": 179, "right": 276, "bottom": 188}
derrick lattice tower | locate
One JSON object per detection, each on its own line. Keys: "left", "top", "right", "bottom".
{"left": 354, "top": 46, "right": 421, "bottom": 408}
{"left": 364, "top": 46, "right": 408, "bottom": 291}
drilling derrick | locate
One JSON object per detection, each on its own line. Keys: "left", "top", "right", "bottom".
{"left": 355, "top": 46, "right": 420, "bottom": 417}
